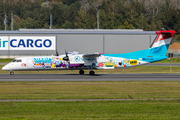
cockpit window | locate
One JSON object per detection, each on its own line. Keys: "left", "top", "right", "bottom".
{"left": 17, "top": 60, "right": 22, "bottom": 62}
{"left": 12, "top": 59, "right": 17, "bottom": 62}
{"left": 12, "top": 59, "right": 22, "bottom": 62}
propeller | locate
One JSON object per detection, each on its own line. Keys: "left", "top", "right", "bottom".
{"left": 63, "top": 50, "right": 69, "bottom": 61}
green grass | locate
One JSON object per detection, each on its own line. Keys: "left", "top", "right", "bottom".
{"left": 0, "top": 81, "right": 180, "bottom": 100}
{"left": 1, "top": 58, "right": 180, "bottom": 119}
{"left": 0, "top": 80, "right": 179, "bottom": 119}
{"left": 154, "top": 58, "right": 180, "bottom": 63}
{"left": 0, "top": 101, "right": 180, "bottom": 119}
{"left": 0, "top": 59, "right": 13, "bottom": 63}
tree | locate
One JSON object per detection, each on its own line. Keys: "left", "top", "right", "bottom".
{"left": 119, "top": 21, "right": 135, "bottom": 29}
{"left": 18, "top": 17, "right": 40, "bottom": 29}
{"left": 75, "top": 9, "right": 87, "bottom": 28}
{"left": 62, "top": 21, "right": 73, "bottom": 28}
{"left": 80, "top": 0, "right": 90, "bottom": 14}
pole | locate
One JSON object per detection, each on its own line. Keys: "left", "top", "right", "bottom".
{"left": 11, "top": 11, "right": 13, "bottom": 31}
{"left": 97, "top": 9, "right": 99, "bottom": 29}
{"left": 50, "top": 13, "right": 52, "bottom": 29}
{"left": 142, "top": 14, "right": 143, "bottom": 29}
{"left": 170, "top": 66, "right": 172, "bottom": 72}
{"left": 4, "top": 12, "right": 7, "bottom": 31}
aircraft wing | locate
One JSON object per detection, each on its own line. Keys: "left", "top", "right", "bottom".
{"left": 83, "top": 53, "right": 101, "bottom": 58}
{"left": 82, "top": 53, "right": 108, "bottom": 66}
{"left": 68, "top": 53, "right": 108, "bottom": 65}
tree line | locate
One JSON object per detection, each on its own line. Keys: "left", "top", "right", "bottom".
{"left": 1, "top": 0, "right": 180, "bottom": 41}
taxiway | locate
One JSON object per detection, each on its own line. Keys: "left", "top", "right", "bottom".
{"left": 0, "top": 73, "right": 180, "bottom": 81}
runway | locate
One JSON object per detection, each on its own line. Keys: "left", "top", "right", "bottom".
{"left": 0, "top": 73, "right": 180, "bottom": 81}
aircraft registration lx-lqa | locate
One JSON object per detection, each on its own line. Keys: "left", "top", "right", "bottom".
{"left": 2, "top": 30, "right": 176, "bottom": 75}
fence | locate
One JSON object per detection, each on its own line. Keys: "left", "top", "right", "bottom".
{"left": 168, "top": 53, "right": 180, "bottom": 58}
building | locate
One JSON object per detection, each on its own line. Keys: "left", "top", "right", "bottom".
{"left": 0, "top": 29, "right": 156, "bottom": 58}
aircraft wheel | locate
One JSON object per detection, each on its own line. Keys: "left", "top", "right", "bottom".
{"left": 79, "top": 70, "right": 84, "bottom": 75}
{"left": 89, "top": 71, "right": 95, "bottom": 75}
{"left": 10, "top": 71, "right": 14, "bottom": 75}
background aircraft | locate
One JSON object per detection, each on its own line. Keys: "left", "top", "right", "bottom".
{"left": 2, "top": 30, "right": 176, "bottom": 75}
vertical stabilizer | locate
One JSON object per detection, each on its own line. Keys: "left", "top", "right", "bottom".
{"left": 148, "top": 30, "right": 176, "bottom": 56}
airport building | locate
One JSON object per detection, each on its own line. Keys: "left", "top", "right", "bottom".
{"left": 0, "top": 29, "right": 156, "bottom": 58}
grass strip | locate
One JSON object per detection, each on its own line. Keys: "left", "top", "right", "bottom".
{"left": 154, "top": 58, "right": 180, "bottom": 63}
{"left": 0, "top": 100, "right": 180, "bottom": 119}
{"left": 0, "top": 81, "right": 180, "bottom": 100}
{"left": 0, "top": 59, "right": 13, "bottom": 63}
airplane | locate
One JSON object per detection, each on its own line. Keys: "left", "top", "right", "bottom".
{"left": 2, "top": 30, "right": 176, "bottom": 75}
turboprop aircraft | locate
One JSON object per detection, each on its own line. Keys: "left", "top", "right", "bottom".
{"left": 2, "top": 30, "right": 176, "bottom": 75}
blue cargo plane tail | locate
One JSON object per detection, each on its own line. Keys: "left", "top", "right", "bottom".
{"left": 103, "top": 30, "right": 176, "bottom": 63}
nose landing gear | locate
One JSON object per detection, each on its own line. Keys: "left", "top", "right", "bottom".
{"left": 10, "top": 71, "right": 14, "bottom": 75}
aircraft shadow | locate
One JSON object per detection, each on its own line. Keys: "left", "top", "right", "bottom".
{"left": 58, "top": 74, "right": 103, "bottom": 76}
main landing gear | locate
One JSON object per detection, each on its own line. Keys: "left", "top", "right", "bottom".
{"left": 79, "top": 69, "right": 84, "bottom": 75}
{"left": 89, "top": 71, "right": 95, "bottom": 75}
{"left": 79, "top": 69, "right": 95, "bottom": 75}
{"left": 89, "top": 65, "right": 95, "bottom": 75}
{"left": 10, "top": 71, "right": 14, "bottom": 75}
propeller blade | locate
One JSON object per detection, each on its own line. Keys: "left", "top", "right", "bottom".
{"left": 66, "top": 51, "right": 68, "bottom": 57}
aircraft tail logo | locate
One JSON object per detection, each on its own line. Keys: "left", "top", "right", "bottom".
{"left": 148, "top": 30, "right": 176, "bottom": 56}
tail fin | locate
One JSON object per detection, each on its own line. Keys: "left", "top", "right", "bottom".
{"left": 148, "top": 30, "right": 176, "bottom": 56}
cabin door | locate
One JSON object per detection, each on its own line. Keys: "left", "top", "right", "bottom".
{"left": 27, "top": 58, "right": 34, "bottom": 68}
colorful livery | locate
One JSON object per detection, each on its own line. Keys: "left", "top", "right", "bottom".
{"left": 2, "top": 30, "right": 176, "bottom": 75}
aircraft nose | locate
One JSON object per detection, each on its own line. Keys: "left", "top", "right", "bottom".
{"left": 2, "top": 65, "right": 7, "bottom": 70}
{"left": 2, "top": 66, "right": 5, "bottom": 70}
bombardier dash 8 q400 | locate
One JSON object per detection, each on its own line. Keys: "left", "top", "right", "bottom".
{"left": 2, "top": 30, "right": 176, "bottom": 75}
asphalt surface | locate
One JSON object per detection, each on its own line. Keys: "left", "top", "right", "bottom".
{"left": 0, "top": 73, "right": 180, "bottom": 81}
